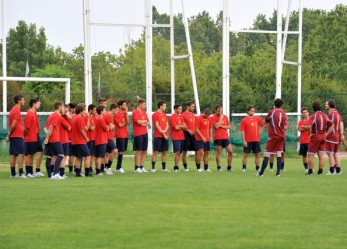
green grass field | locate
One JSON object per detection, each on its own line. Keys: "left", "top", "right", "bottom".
{"left": 0, "top": 154, "right": 346, "bottom": 249}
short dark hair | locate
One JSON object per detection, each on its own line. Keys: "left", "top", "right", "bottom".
{"left": 14, "top": 94, "right": 24, "bottom": 104}
{"left": 29, "top": 98, "right": 39, "bottom": 108}
{"left": 274, "top": 98, "right": 284, "bottom": 108}
{"left": 54, "top": 101, "right": 63, "bottom": 110}
{"left": 203, "top": 108, "right": 211, "bottom": 115}
{"left": 68, "top": 102, "right": 77, "bottom": 109}
{"left": 327, "top": 99, "right": 336, "bottom": 109}
{"left": 110, "top": 103, "right": 118, "bottom": 111}
{"left": 98, "top": 98, "right": 107, "bottom": 104}
{"left": 137, "top": 98, "right": 146, "bottom": 105}
{"left": 96, "top": 105, "right": 105, "bottom": 115}
{"left": 75, "top": 103, "right": 86, "bottom": 114}
{"left": 157, "top": 100, "right": 166, "bottom": 109}
{"left": 215, "top": 104, "right": 222, "bottom": 111}
{"left": 64, "top": 104, "right": 69, "bottom": 110}
{"left": 247, "top": 106, "right": 255, "bottom": 112}
{"left": 174, "top": 104, "right": 182, "bottom": 110}
{"left": 117, "top": 99, "right": 126, "bottom": 106}
{"left": 88, "top": 104, "right": 96, "bottom": 112}
{"left": 186, "top": 101, "right": 194, "bottom": 107}
{"left": 301, "top": 107, "right": 308, "bottom": 113}
{"left": 312, "top": 101, "right": 322, "bottom": 112}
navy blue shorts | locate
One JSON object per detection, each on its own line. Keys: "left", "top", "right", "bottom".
{"left": 133, "top": 134, "right": 148, "bottom": 151}
{"left": 196, "top": 141, "right": 210, "bottom": 151}
{"left": 244, "top": 142, "right": 261, "bottom": 154}
{"left": 214, "top": 139, "right": 231, "bottom": 148}
{"left": 36, "top": 135, "right": 43, "bottom": 152}
{"left": 24, "top": 141, "right": 41, "bottom": 155}
{"left": 106, "top": 139, "right": 117, "bottom": 153}
{"left": 299, "top": 143, "right": 309, "bottom": 156}
{"left": 71, "top": 144, "right": 91, "bottom": 158}
{"left": 62, "top": 142, "right": 70, "bottom": 156}
{"left": 10, "top": 137, "right": 25, "bottom": 155}
{"left": 116, "top": 138, "right": 128, "bottom": 152}
{"left": 172, "top": 140, "right": 184, "bottom": 153}
{"left": 183, "top": 132, "right": 197, "bottom": 151}
{"left": 87, "top": 140, "right": 95, "bottom": 155}
{"left": 94, "top": 144, "right": 107, "bottom": 158}
{"left": 153, "top": 137, "right": 168, "bottom": 152}
{"left": 44, "top": 142, "right": 64, "bottom": 157}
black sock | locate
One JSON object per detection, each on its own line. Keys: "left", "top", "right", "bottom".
{"left": 276, "top": 157, "right": 282, "bottom": 175}
{"left": 330, "top": 166, "right": 335, "bottom": 173}
{"left": 101, "top": 164, "right": 105, "bottom": 172}
{"left": 304, "top": 163, "right": 308, "bottom": 169}
{"left": 25, "top": 166, "right": 30, "bottom": 175}
{"left": 217, "top": 166, "right": 222, "bottom": 170}
{"left": 54, "top": 156, "right": 63, "bottom": 175}
{"left": 59, "top": 168, "right": 65, "bottom": 177}
{"left": 281, "top": 162, "right": 285, "bottom": 170}
{"left": 11, "top": 167, "right": 16, "bottom": 176}
{"left": 96, "top": 168, "right": 101, "bottom": 174}
{"left": 69, "top": 165, "right": 73, "bottom": 172}
{"left": 174, "top": 166, "right": 179, "bottom": 170}
{"left": 108, "top": 160, "right": 113, "bottom": 169}
{"left": 242, "top": 164, "right": 246, "bottom": 170}
{"left": 46, "top": 158, "right": 52, "bottom": 178}
{"left": 227, "top": 166, "right": 232, "bottom": 171}
{"left": 140, "top": 166, "right": 144, "bottom": 170}
{"left": 36, "top": 168, "right": 41, "bottom": 173}
{"left": 204, "top": 164, "right": 208, "bottom": 170}
{"left": 183, "top": 163, "right": 187, "bottom": 169}
{"left": 152, "top": 161, "right": 156, "bottom": 170}
{"left": 308, "top": 168, "right": 313, "bottom": 175}
{"left": 117, "top": 154, "right": 123, "bottom": 170}
{"left": 269, "top": 162, "right": 274, "bottom": 169}
{"left": 256, "top": 166, "right": 260, "bottom": 171}
{"left": 19, "top": 168, "right": 24, "bottom": 175}
{"left": 259, "top": 157, "right": 269, "bottom": 175}
{"left": 75, "top": 168, "right": 81, "bottom": 176}
{"left": 162, "top": 162, "right": 166, "bottom": 170}
{"left": 196, "top": 164, "right": 201, "bottom": 170}
{"left": 336, "top": 167, "right": 341, "bottom": 174}
{"left": 85, "top": 168, "right": 90, "bottom": 176}
{"left": 135, "top": 166, "right": 139, "bottom": 170}
{"left": 318, "top": 168, "right": 323, "bottom": 175}
{"left": 50, "top": 165, "right": 54, "bottom": 174}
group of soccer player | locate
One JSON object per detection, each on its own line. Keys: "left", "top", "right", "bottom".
{"left": 6, "top": 94, "right": 343, "bottom": 179}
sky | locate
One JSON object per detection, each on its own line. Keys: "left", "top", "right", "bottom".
{"left": 1, "top": 0, "right": 346, "bottom": 55}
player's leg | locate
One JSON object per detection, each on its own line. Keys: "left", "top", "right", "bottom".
{"left": 203, "top": 149, "right": 210, "bottom": 172}
{"left": 215, "top": 145, "right": 222, "bottom": 171}
{"left": 334, "top": 151, "right": 341, "bottom": 174}
{"left": 242, "top": 153, "right": 248, "bottom": 172}
{"left": 195, "top": 148, "right": 203, "bottom": 171}
{"left": 225, "top": 144, "right": 233, "bottom": 171}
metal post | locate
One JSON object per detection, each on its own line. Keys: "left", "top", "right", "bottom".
{"left": 281, "top": 0, "right": 292, "bottom": 63}
{"left": 223, "top": 0, "right": 230, "bottom": 118}
{"left": 170, "top": 0, "right": 175, "bottom": 113}
{"left": 66, "top": 80, "right": 71, "bottom": 104}
{"left": 86, "top": 0, "right": 92, "bottom": 105}
{"left": 297, "top": 0, "right": 303, "bottom": 136}
{"left": 181, "top": 0, "right": 201, "bottom": 115}
{"left": 275, "top": 0, "right": 282, "bottom": 99}
{"left": 145, "top": 0, "right": 153, "bottom": 155}
{"left": 2, "top": 0, "right": 7, "bottom": 129}
{"left": 83, "top": 0, "right": 90, "bottom": 105}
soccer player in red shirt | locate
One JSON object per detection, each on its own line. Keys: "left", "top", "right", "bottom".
{"left": 298, "top": 107, "right": 310, "bottom": 172}
{"left": 44, "top": 101, "right": 65, "bottom": 179}
{"left": 239, "top": 106, "right": 265, "bottom": 172}
{"left": 24, "top": 98, "right": 41, "bottom": 177}
{"left": 71, "top": 104, "right": 91, "bottom": 177}
{"left": 181, "top": 101, "right": 197, "bottom": 171}
{"left": 151, "top": 100, "right": 169, "bottom": 172}
{"left": 59, "top": 104, "right": 72, "bottom": 178}
{"left": 307, "top": 101, "right": 333, "bottom": 175}
{"left": 325, "top": 99, "right": 344, "bottom": 175}
{"left": 7, "top": 94, "right": 26, "bottom": 178}
{"left": 210, "top": 105, "right": 233, "bottom": 172}
{"left": 94, "top": 105, "right": 109, "bottom": 175}
{"left": 132, "top": 98, "right": 151, "bottom": 173}
{"left": 86, "top": 104, "right": 96, "bottom": 173}
{"left": 67, "top": 102, "right": 77, "bottom": 174}
{"left": 170, "top": 104, "right": 187, "bottom": 172}
{"left": 257, "top": 98, "right": 287, "bottom": 177}
{"left": 195, "top": 108, "right": 212, "bottom": 172}
{"left": 114, "top": 100, "right": 129, "bottom": 173}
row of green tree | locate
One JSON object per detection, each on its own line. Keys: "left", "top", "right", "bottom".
{"left": 0, "top": 4, "right": 346, "bottom": 116}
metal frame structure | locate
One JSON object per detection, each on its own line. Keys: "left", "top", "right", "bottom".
{"left": 223, "top": 0, "right": 303, "bottom": 130}
{"left": 83, "top": 0, "right": 201, "bottom": 154}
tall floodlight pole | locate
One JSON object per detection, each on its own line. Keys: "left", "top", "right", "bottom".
{"left": 297, "top": 0, "right": 303, "bottom": 135}
{"left": 2, "top": 0, "right": 7, "bottom": 127}
{"left": 170, "top": 0, "right": 175, "bottom": 112}
{"left": 275, "top": 0, "right": 282, "bottom": 99}
{"left": 145, "top": 0, "right": 153, "bottom": 154}
{"left": 86, "top": 0, "right": 92, "bottom": 104}
{"left": 222, "top": 0, "right": 230, "bottom": 118}
{"left": 181, "top": 0, "right": 201, "bottom": 115}
{"left": 281, "top": 0, "right": 292, "bottom": 63}
{"left": 83, "top": 0, "right": 90, "bottom": 105}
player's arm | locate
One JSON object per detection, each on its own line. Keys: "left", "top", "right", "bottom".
{"left": 340, "top": 120, "right": 345, "bottom": 141}
{"left": 23, "top": 116, "right": 31, "bottom": 137}
{"left": 7, "top": 119, "right": 18, "bottom": 140}
{"left": 84, "top": 114, "right": 91, "bottom": 131}
{"left": 80, "top": 128, "right": 89, "bottom": 142}
{"left": 241, "top": 130, "right": 247, "bottom": 147}
{"left": 195, "top": 128, "right": 206, "bottom": 143}
{"left": 326, "top": 124, "right": 334, "bottom": 136}
{"left": 61, "top": 117, "right": 72, "bottom": 131}
{"left": 44, "top": 125, "right": 54, "bottom": 144}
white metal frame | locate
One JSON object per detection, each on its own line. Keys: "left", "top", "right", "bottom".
{"left": 223, "top": 0, "right": 303, "bottom": 130}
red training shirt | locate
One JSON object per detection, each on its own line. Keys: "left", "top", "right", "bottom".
{"left": 60, "top": 115, "right": 71, "bottom": 144}
{"left": 326, "top": 110, "right": 342, "bottom": 143}
{"left": 104, "top": 112, "right": 115, "bottom": 140}
{"left": 239, "top": 116, "right": 265, "bottom": 143}
{"left": 114, "top": 111, "right": 129, "bottom": 138}
{"left": 298, "top": 119, "right": 310, "bottom": 144}
{"left": 309, "top": 111, "right": 332, "bottom": 135}
{"left": 195, "top": 115, "right": 211, "bottom": 141}
{"left": 170, "top": 113, "right": 185, "bottom": 140}
{"left": 24, "top": 110, "right": 38, "bottom": 142}
{"left": 95, "top": 115, "right": 109, "bottom": 145}
{"left": 210, "top": 114, "right": 230, "bottom": 140}
{"left": 71, "top": 115, "right": 87, "bottom": 145}
{"left": 9, "top": 105, "right": 23, "bottom": 138}
{"left": 132, "top": 109, "right": 149, "bottom": 137}
{"left": 265, "top": 108, "right": 287, "bottom": 138}
{"left": 85, "top": 115, "right": 96, "bottom": 141}
{"left": 152, "top": 111, "right": 168, "bottom": 138}
{"left": 45, "top": 112, "right": 61, "bottom": 143}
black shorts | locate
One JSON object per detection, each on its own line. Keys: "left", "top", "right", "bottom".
{"left": 67, "top": 142, "right": 73, "bottom": 156}
{"left": 87, "top": 140, "right": 95, "bottom": 155}
{"left": 299, "top": 143, "right": 309, "bottom": 156}
{"left": 133, "top": 134, "right": 148, "bottom": 151}
{"left": 172, "top": 140, "right": 184, "bottom": 153}
{"left": 24, "top": 141, "right": 41, "bottom": 155}
{"left": 36, "top": 135, "right": 43, "bottom": 152}
{"left": 106, "top": 139, "right": 117, "bottom": 153}
{"left": 183, "top": 132, "right": 197, "bottom": 151}
{"left": 214, "top": 139, "right": 231, "bottom": 148}
{"left": 244, "top": 142, "right": 261, "bottom": 154}
{"left": 62, "top": 142, "right": 70, "bottom": 156}
{"left": 196, "top": 141, "right": 210, "bottom": 151}
{"left": 10, "top": 137, "right": 25, "bottom": 155}
{"left": 116, "top": 138, "right": 128, "bottom": 153}
{"left": 153, "top": 137, "right": 168, "bottom": 152}
{"left": 94, "top": 144, "right": 107, "bottom": 158}
{"left": 44, "top": 142, "right": 64, "bottom": 157}
{"left": 72, "top": 144, "right": 91, "bottom": 158}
